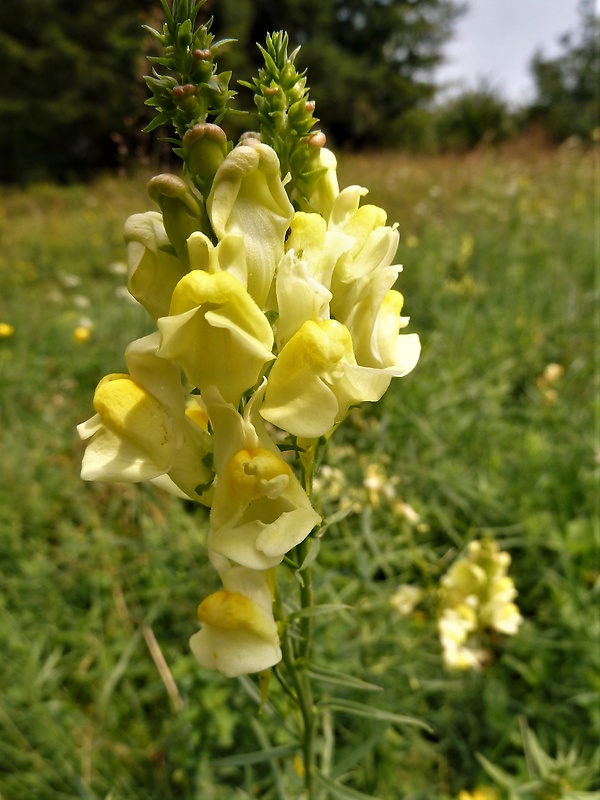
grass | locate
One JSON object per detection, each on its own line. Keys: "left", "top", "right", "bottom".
{"left": 0, "top": 145, "right": 597, "bottom": 799}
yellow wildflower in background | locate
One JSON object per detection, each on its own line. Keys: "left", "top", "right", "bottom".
{"left": 73, "top": 325, "right": 92, "bottom": 343}
{"left": 0, "top": 322, "right": 15, "bottom": 338}
{"left": 390, "top": 584, "right": 423, "bottom": 617}
{"left": 438, "top": 539, "right": 522, "bottom": 670}
{"left": 458, "top": 787, "right": 500, "bottom": 800}
{"left": 536, "top": 361, "right": 564, "bottom": 404}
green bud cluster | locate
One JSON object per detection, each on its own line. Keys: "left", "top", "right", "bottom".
{"left": 143, "top": 0, "right": 236, "bottom": 143}
{"left": 241, "top": 32, "right": 327, "bottom": 208}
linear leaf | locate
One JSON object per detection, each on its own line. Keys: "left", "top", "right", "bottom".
{"left": 211, "top": 743, "right": 297, "bottom": 769}
{"left": 475, "top": 753, "right": 519, "bottom": 789}
{"left": 298, "top": 537, "right": 320, "bottom": 571}
{"left": 317, "top": 698, "right": 432, "bottom": 732}
{"left": 315, "top": 771, "right": 382, "bottom": 800}
{"left": 330, "top": 728, "right": 389, "bottom": 780}
{"left": 307, "top": 664, "right": 383, "bottom": 693}
{"left": 319, "top": 505, "right": 354, "bottom": 533}
{"left": 249, "top": 718, "right": 291, "bottom": 800}
{"left": 290, "top": 603, "right": 351, "bottom": 621}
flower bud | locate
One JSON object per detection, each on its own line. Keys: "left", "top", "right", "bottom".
{"left": 207, "top": 140, "right": 294, "bottom": 308}
{"left": 124, "top": 211, "right": 187, "bottom": 320}
{"left": 147, "top": 173, "right": 204, "bottom": 268}
{"left": 182, "top": 123, "right": 229, "bottom": 197}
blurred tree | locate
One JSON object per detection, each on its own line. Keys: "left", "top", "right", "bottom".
{"left": 434, "top": 80, "right": 514, "bottom": 152}
{"left": 0, "top": 0, "right": 154, "bottom": 182}
{"left": 527, "top": 0, "right": 599, "bottom": 143}
{"left": 207, "top": 0, "right": 465, "bottom": 148}
{"left": 0, "top": 0, "right": 465, "bottom": 181}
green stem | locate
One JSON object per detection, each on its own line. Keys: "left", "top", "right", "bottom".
{"left": 297, "top": 544, "right": 316, "bottom": 797}
{"left": 280, "top": 442, "right": 320, "bottom": 798}
{"left": 279, "top": 610, "right": 316, "bottom": 798}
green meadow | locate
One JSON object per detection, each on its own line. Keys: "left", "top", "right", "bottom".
{"left": 0, "top": 146, "right": 597, "bottom": 799}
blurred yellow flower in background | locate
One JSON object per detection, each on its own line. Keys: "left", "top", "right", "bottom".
{"left": 458, "top": 787, "right": 500, "bottom": 800}
{"left": 438, "top": 539, "right": 522, "bottom": 670}
{"left": 73, "top": 325, "right": 92, "bottom": 343}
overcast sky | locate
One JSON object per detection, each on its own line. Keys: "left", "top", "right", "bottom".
{"left": 436, "top": 0, "right": 582, "bottom": 105}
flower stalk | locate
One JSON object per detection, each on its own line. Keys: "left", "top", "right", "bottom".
{"left": 78, "top": 3, "right": 423, "bottom": 797}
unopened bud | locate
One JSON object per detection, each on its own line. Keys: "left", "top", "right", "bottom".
{"left": 306, "top": 131, "right": 326, "bottom": 149}
{"left": 239, "top": 131, "right": 262, "bottom": 144}
{"left": 177, "top": 18, "right": 193, "bottom": 47}
{"left": 264, "top": 86, "right": 279, "bottom": 97}
{"left": 305, "top": 101, "right": 316, "bottom": 114}
{"left": 147, "top": 174, "right": 204, "bottom": 267}
{"left": 182, "top": 123, "right": 229, "bottom": 196}
{"left": 280, "top": 63, "right": 296, "bottom": 84}
{"left": 173, "top": 83, "right": 196, "bottom": 99}
{"left": 193, "top": 48, "right": 212, "bottom": 60}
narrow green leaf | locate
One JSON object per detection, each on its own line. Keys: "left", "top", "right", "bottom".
{"left": 143, "top": 115, "right": 171, "bottom": 133}
{"left": 211, "top": 743, "right": 296, "bottom": 769}
{"left": 236, "top": 675, "right": 292, "bottom": 732}
{"left": 319, "top": 505, "right": 354, "bottom": 533}
{"left": 249, "top": 718, "right": 292, "bottom": 800}
{"left": 212, "top": 38, "right": 238, "bottom": 51}
{"left": 317, "top": 698, "right": 432, "bottom": 732}
{"left": 307, "top": 664, "right": 383, "bottom": 693}
{"left": 290, "top": 603, "right": 351, "bottom": 621}
{"left": 330, "top": 728, "right": 389, "bottom": 780}
{"left": 298, "top": 537, "right": 320, "bottom": 571}
{"left": 315, "top": 772, "right": 382, "bottom": 800}
{"left": 475, "top": 753, "right": 519, "bottom": 789}
{"left": 159, "top": 0, "right": 174, "bottom": 28}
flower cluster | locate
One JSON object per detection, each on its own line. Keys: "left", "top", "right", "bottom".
{"left": 437, "top": 539, "right": 523, "bottom": 670}
{"left": 78, "top": 5, "right": 419, "bottom": 678}
{"left": 78, "top": 136, "right": 419, "bottom": 676}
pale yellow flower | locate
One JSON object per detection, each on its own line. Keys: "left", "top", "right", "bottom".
{"left": 208, "top": 138, "right": 294, "bottom": 308}
{"left": 190, "top": 586, "right": 280, "bottom": 677}
{"left": 125, "top": 211, "right": 187, "bottom": 320}
{"left": 78, "top": 333, "right": 213, "bottom": 503}
{"left": 438, "top": 540, "right": 522, "bottom": 670}
{"left": 203, "top": 386, "right": 321, "bottom": 570}
{"left": 190, "top": 552, "right": 281, "bottom": 677}
{"left": 390, "top": 585, "right": 423, "bottom": 617}
{"left": 363, "top": 463, "right": 397, "bottom": 507}
{"left": 157, "top": 270, "right": 274, "bottom": 406}
{"left": 326, "top": 189, "right": 421, "bottom": 379}
{"left": 260, "top": 319, "right": 357, "bottom": 438}
{"left": 299, "top": 146, "right": 339, "bottom": 219}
